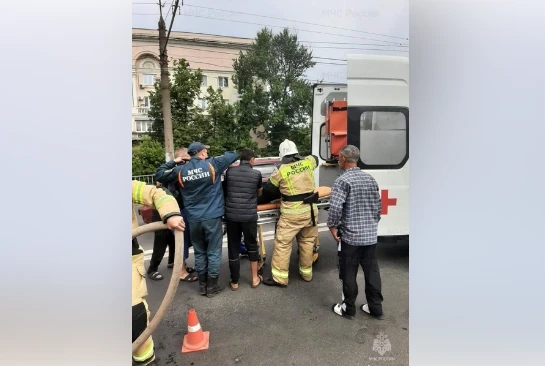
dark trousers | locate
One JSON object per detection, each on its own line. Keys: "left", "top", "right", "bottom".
{"left": 148, "top": 208, "right": 193, "bottom": 273}
{"left": 338, "top": 241, "right": 384, "bottom": 316}
{"left": 226, "top": 220, "right": 259, "bottom": 283}
{"left": 189, "top": 217, "right": 223, "bottom": 278}
{"left": 148, "top": 229, "right": 175, "bottom": 273}
{"left": 180, "top": 208, "right": 192, "bottom": 261}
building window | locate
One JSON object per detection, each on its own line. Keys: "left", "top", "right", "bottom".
{"left": 198, "top": 98, "right": 208, "bottom": 109}
{"left": 218, "top": 76, "right": 229, "bottom": 88}
{"left": 201, "top": 76, "right": 207, "bottom": 87}
{"left": 143, "top": 96, "right": 150, "bottom": 108}
{"left": 135, "top": 120, "right": 153, "bottom": 133}
{"left": 142, "top": 74, "right": 156, "bottom": 86}
{"left": 359, "top": 111, "right": 407, "bottom": 166}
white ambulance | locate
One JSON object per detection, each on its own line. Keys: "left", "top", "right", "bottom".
{"left": 311, "top": 54, "right": 409, "bottom": 243}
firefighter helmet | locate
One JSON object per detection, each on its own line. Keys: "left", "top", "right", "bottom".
{"left": 279, "top": 139, "right": 298, "bottom": 159}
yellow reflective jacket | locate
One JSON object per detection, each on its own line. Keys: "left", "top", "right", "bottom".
{"left": 132, "top": 180, "right": 181, "bottom": 256}
{"left": 268, "top": 155, "right": 318, "bottom": 216}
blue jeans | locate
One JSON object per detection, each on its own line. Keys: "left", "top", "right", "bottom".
{"left": 188, "top": 217, "right": 223, "bottom": 278}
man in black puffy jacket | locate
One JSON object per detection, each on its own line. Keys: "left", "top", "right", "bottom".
{"left": 223, "top": 149, "right": 263, "bottom": 290}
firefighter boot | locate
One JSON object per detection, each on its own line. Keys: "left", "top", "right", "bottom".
{"left": 198, "top": 274, "right": 208, "bottom": 296}
{"left": 206, "top": 277, "right": 224, "bottom": 298}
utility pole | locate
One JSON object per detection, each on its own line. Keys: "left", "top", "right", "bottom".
{"left": 156, "top": 0, "right": 181, "bottom": 162}
{"left": 158, "top": 14, "right": 174, "bottom": 162}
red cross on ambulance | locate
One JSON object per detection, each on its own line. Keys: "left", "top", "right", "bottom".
{"left": 380, "top": 189, "right": 397, "bottom": 215}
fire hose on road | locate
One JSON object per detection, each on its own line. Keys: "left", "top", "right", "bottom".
{"left": 132, "top": 221, "right": 184, "bottom": 353}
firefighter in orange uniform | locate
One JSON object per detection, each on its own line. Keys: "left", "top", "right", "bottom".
{"left": 262, "top": 139, "right": 320, "bottom": 287}
{"left": 132, "top": 180, "right": 185, "bottom": 365}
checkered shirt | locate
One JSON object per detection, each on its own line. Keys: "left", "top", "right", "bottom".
{"left": 327, "top": 167, "right": 382, "bottom": 246}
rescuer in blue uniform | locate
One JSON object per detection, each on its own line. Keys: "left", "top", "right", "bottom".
{"left": 155, "top": 142, "right": 239, "bottom": 297}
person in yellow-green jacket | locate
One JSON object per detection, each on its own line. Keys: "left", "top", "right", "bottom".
{"left": 262, "top": 139, "right": 320, "bottom": 288}
{"left": 132, "top": 180, "right": 185, "bottom": 365}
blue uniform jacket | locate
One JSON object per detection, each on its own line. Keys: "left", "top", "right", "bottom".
{"left": 155, "top": 152, "right": 239, "bottom": 222}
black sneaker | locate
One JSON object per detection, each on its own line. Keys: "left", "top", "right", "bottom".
{"left": 262, "top": 277, "right": 287, "bottom": 287}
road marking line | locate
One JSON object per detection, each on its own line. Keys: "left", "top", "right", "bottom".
{"left": 143, "top": 226, "right": 330, "bottom": 261}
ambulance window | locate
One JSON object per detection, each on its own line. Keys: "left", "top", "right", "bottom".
{"left": 359, "top": 111, "right": 407, "bottom": 166}
{"left": 319, "top": 123, "right": 330, "bottom": 160}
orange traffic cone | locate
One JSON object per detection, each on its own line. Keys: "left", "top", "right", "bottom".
{"left": 181, "top": 309, "right": 210, "bottom": 353}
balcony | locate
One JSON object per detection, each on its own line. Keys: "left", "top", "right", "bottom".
{"left": 133, "top": 106, "right": 150, "bottom": 116}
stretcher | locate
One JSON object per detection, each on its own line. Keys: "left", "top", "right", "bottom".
{"left": 255, "top": 186, "right": 332, "bottom": 267}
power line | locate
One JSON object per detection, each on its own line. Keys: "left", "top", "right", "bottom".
{"left": 182, "top": 3, "right": 407, "bottom": 41}
{"left": 136, "top": 48, "right": 348, "bottom": 63}
{"left": 179, "top": 13, "right": 407, "bottom": 46}
{"left": 161, "top": 0, "right": 180, "bottom": 55}
{"left": 135, "top": 57, "right": 346, "bottom": 70}
{"left": 298, "top": 40, "right": 408, "bottom": 47}
{"left": 308, "top": 46, "right": 408, "bottom": 52}
{"left": 132, "top": 12, "right": 405, "bottom": 45}
{"left": 133, "top": 43, "right": 408, "bottom": 56}
{"left": 133, "top": 43, "right": 406, "bottom": 64}
{"left": 133, "top": 2, "right": 408, "bottom": 43}
{"left": 133, "top": 41, "right": 409, "bottom": 55}
{"left": 165, "top": 2, "right": 174, "bottom": 19}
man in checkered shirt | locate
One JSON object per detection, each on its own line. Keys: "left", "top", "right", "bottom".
{"left": 327, "top": 145, "right": 385, "bottom": 320}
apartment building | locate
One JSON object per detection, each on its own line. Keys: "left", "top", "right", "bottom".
{"left": 132, "top": 28, "right": 266, "bottom": 145}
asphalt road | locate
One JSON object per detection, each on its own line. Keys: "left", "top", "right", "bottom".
{"left": 135, "top": 209, "right": 409, "bottom": 366}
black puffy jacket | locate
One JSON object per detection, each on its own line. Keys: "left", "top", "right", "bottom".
{"left": 223, "top": 161, "right": 262, "bottom": 222}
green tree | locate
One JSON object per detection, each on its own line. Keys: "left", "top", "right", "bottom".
{"left": 201, "top": 86, "right": 258, "bottom": 156}
{"left": 132, "top": 136, "right": 165, "bottom": 176}
{"left": 146, "top": 58, "right": 255, "bottom": 156}
{"left": 233, "top": 28, "right": 316, "bottom": 156}
{"left": 147, "top": 59, "right": 208, "bottom": 150}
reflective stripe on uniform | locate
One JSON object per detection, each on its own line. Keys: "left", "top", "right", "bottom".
{"left": 208, "top": 163, "right": 216, "bottom": 183}
{"left": 269, "top": 176, "right": 279, "bottom": 187}
{"left": 299, "top": 266, "right": 312, "bottom": 276}
{"left": 279, "top": 166, "right": 296, "bottom": 195}
{"left": 279, "top": 159, "right": 314, "bottom": 196}
{"left": 280, "top": 205, "right": 312, "bottom": 214}
{"left": 132, "top": 340, "right": 154, "bottom": 362}
{"left": 177, "top": 171, "right": 185, "bottom": 188}
{"left": 271, "top": 268, "right": 289, "bottom": 279}
{"left": 133, "top": 181, "right": 145, "bottom": 204}
{"left": 155, "top": 195, "right": 175, "bottom": 209}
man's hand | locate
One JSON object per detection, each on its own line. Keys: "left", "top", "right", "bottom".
{"left": 329, "top": 227, "right": 340, "bottom": 242}
{"left": 166, "top": 215, "right": 185, "bottom": 231}
{"left": 174, "top": 156, "right": 187, "bottom": 164}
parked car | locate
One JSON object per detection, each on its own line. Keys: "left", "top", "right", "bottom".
{"left": 222, "top": 156, "right": 281, "bottom": 183}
